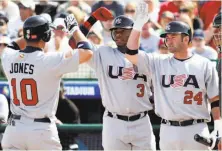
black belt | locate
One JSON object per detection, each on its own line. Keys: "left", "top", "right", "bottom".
{"left": 107, "top": 111, "right": 148, "bottom": 122}
{"left": 10, "top": 114, "right": 51, "bottom": 123}
{"left": 161, "top": 118, "right": 206, "bottom": 126}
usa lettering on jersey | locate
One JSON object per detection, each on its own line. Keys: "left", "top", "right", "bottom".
{"left": 162, "top": 74, "right": 199, "bottom": 88}
{"left": 107, "top": 65, "right": 147, "bottom": 82}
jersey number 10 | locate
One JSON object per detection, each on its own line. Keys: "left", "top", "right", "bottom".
{"left": 11, "top": 78, "right": 38, "bottom": 106}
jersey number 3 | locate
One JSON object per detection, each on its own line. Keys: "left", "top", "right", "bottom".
{"left": 11, "top": 78, "right": 38, "bottom": 106}
{"left": 137, "top": 84, "right": 145, "bottom": 97}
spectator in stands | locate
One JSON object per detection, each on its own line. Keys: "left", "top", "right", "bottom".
{"left": 8, "top": 0, "right": 35, "bottom": 40}
{"left": 199, "top": 1, "right": 221, "bottom": 30}
{"left": 88, "top": 30, "right": 103, "bottom": 46}
{"left": 57, "top": 0, "right": 91, "bottom": 15}
{"left": 0, "top": 94, "right": 9, "bottom": 150}
{"left": 199, "top": 1, "right": 221, "bottom": 50}
{"left": 158, "top": 0, "right": 185, "bottom": 23}
{"left": 146, "top": 0, "right": 160, "bottom": 24}
{"left": 66, "top": 6, "right": 87, "bottom": 25}
{"left": 156, "top": 11, "right": 174, "bottom": 35}
{"left": 0, "top": 35, "right": 10, "bottom": 78}
{"left": 46, "top": 17, "right": 72, "bottom": 53}
{"left": 179, "top": 1, "right": 203, "bottom": 30}
{"left": 35, "top": 0, "right": 58, "bottom": 20}
{"left": 140, "top": 21, "right": 161, "bottom": 53}
{"left": 0, "top": 12, "right": 9, "bottom": 36}
{"left": 66, "top": 6, "right": 103, "bottom": 34}
{"left": 92, "top": 1, "right": 124, "bottom": 18}
{"left": 124, "top": 1, "right": 136, "bottom": 18}
{"left": 101, "top": 17, "right": 116, "bottom": 47}
{"left": 158, "top": 38, "right": 169, "bottom": 54}
{"left": 176, "top": 13, "right": 194, "bottom": 34}
{"left": 0, "top": 0, "right": 20, "bottom": 21}
{"left": 35, "top": 0, "right": 59, "bottom": 18}
{"left": 190, "top": 29, "right": 218, "bottom": 61}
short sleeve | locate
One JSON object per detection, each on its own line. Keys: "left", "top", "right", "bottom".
{"left": 205, "top": 60, "right": 219, "bottom": 99}
{"left": 87, "top": 45, "right": 103, "bottom": 69}
{"left": 46, "top": 51, "right": 79, "bottom": 76}
{"left": 137, "top": 51, "right": 155, "bottom": 75}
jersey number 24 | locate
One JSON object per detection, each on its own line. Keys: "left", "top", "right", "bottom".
{"left": 11, "top": 78, "right": 38, "bottom": 106}
{"left": 184, "top": 90, "right": 203, "bottom": 105}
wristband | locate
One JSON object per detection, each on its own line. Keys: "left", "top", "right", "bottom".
{"left": 125, "top": 47, "right": 138, "bottom": 55}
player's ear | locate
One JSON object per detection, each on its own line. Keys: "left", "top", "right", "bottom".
{"left": 182, "top": 35, "right": 189, "bottom": 44}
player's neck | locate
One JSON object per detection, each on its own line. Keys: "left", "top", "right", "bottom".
{"left": 27, "top": 41, "right": 44, "bottom": 49}
{"left": 174, "top": 48, "right": 192, "bottom": 60}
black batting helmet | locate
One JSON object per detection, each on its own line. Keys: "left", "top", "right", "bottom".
{"left": 160, "top": 21, "right": 192, "bottom": 42}
{"left": 110, "top": 15, "right": 134, "bottom": 31}
{"left": 23, "top": 15, "right": 52, "bottom": 42}
{"left": 213, "top": 12, "right": 221, "bottom": 28}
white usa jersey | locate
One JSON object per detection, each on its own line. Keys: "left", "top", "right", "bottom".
{"left": 137, "top": 52, "right": 219, "bottom": 121}
{"left": 1, "top": 45, "right": 79, "bottom": 119}
{"left": 88, "top": 46, "right": 153, "bottom": 115}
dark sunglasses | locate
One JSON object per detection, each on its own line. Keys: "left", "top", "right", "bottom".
{"left": 125, "top": 9, "right": 135, "bottom": 13}
{"left": 179, "top": 8, "right": 189, "bottom": 13}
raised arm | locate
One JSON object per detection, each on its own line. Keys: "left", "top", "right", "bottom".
{"left": 68, "top": 7, "right": 113, "bottom": 49}
{"left": 125, "top": 1, "right": 149, "bottom": 65}
{"left": 64, "top": 14, "right": 93, "bottom": 64}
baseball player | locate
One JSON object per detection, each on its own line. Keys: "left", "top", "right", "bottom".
{"left": 125, "top": 1, "right": 221, "bottom": 150}
{"left": 0, "top": 14, "right": 93, "bottom": 150}
{"left": 70, "top": 12, "right": 156, "bottom": 151}
{"left": 212, "top": 11, "right": 222, "bottom": 150}
{"left": 92, "top": 15, "right": 155, "bottom": 150}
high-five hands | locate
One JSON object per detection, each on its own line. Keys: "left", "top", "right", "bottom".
{"left": 64, "top": 14, "right": 79, "bottom": 35}
{"left": 133, "top": 0, "right": 149, "bottom": 31}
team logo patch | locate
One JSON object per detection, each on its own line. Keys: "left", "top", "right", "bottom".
{"left": 26, "top": 30, "right": 30, "bottom": 39}
{"left": 19, "top": 54, "right": 24, "bottom": 58}
{"left": 171, "top": 74, "right": 187, "bottom": 88}
{"left": 115, "top": 18, "right": 122, "bottom": 25}
{"left": 119, "top": 67, "right": 136, "bottom": 80}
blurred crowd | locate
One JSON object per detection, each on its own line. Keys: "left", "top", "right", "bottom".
{"left": 0, "top": 0, "right": 220, "bottom": 57}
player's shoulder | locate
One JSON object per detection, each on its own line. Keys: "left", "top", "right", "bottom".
{"left": 0, "top": 94, "right": 7, "bottom": 102}
{"left": 192, "top": 53, "right": 213, "bottom": 65}
{"left": 96, "top": 45, "right": 113, "bottom": 51}
{"left": 204, "top": 45, "right": 216, "bottom": 51}
{"left": 193, "top": 53, "right": 209, "bottom": 60}
{"left": 1, "top": 43, "right": 19, "bottom": 59}
{"left": 43, "top": 51, "right": 64, "bottom": 60}
{"left": 204, "top": 46, "right": 218, "bottom": 54}
{"left": 95, "top": 45, "right": 116, "bottom": 55}
{"left": 139, "top": 50, "right": 172, "bottom": 60}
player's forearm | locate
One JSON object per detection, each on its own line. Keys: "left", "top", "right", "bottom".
{"left": 210, "top": 96, "right": 221, "bottom": 120}
{"left": 127, "top": 30, "right": 141, "bottom": 51}
{"left": 125, "top": 1, "right": 149, "bottom": 65}
{"left": 79, "top": 49, "right": 93, "bottom": 64}
{"left": 125, "top": 30, "right": 140, "bottom": 65}
{"left": 72, "top": 29, "right": 88, "bottom": 44}
{"left": 212, "top": 108, "right": 221, "bottom": 120}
